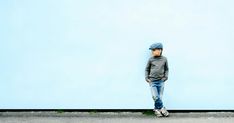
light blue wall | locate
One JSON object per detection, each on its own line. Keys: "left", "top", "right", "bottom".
{"left": 1, "top": 0, "right": 234, "bottom": 109}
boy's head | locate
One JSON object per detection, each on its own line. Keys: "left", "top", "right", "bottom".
{"left": 149, "top": 43, "right": 163, "bottom": 57}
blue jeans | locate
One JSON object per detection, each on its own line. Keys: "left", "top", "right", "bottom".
{"left": 149, "top": 80, "right": 164, "bottom": 109}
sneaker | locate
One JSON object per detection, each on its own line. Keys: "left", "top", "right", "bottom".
{"left": 160, "top": 107, "right": 169, "bottom": 117}
{"left": 153, "top": 109, "right": 163, "bottom": 117}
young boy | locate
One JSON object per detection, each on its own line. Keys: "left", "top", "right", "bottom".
{"left": 145, "top": 42, "right": 169, "bottom": 117}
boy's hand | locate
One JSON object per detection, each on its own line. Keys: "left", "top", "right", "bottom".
{"left": 161, "top": 77, "right": 167, "bottom": 82}
{"left": 146, "top": 78, "right": 151, "bottom": 83}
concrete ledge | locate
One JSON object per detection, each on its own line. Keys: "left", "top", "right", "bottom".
{"left": 1, "top": 111, "right": 234, "bottom": 118}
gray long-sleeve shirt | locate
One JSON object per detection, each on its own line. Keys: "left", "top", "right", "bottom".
{"left": 145, "top": 56, "right": 169, "bottom": 82}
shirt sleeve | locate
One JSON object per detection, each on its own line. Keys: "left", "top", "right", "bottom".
{"left": 162, "top": 58, "right": 169, "bottom": 81}
{"left": 145, "top": 59, "right": 151, "bottom": 81}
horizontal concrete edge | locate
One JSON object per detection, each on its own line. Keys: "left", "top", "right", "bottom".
{"left": 1, "top": 109, "right": 234, "bottom": 112}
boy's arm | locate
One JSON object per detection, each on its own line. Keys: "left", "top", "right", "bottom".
{"left": 162, "top": 59, "right": 169, "bottom": 82}
{"left": 145, "top": 59, "right": 151, "bottom": 82}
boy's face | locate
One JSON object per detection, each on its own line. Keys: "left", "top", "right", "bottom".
{"left": 151, "top": 49, "right": 162, "bottom": 56}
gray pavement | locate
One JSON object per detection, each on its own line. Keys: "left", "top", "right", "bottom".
{"left": 1, "top": 111, "right": 234, "bottom": 123}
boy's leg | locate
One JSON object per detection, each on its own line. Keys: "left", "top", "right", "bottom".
{"left": 155, "top": 82, "right": 164, "bottom": 109}
{"left": 158, "top": 81, "right": 164, "bottom": 99}
{"left": 149, "top": 81, "right": 164, "bottom": 117}
{"left": 157, "top": 81, "right": 169, "bottom": 117}
{"left": 150, "top": 82, "right": 162, "bottom": 109}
